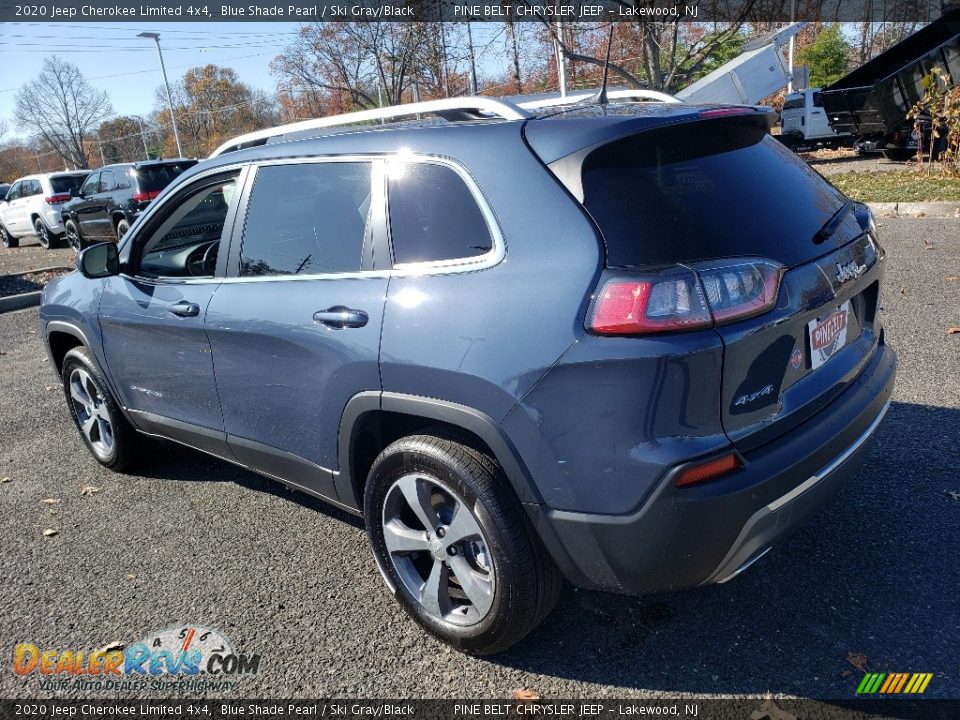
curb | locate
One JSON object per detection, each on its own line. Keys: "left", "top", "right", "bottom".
{"left": 0, "top": 266, "right": 72, "bottom": 314}
{"left": 868, "top": 201, "right": 960, "bottom": 218}
{"left": 0, "top": 291, "right": 42, "bottom": 314}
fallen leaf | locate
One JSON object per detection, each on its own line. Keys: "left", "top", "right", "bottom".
{"left": 98, "top": 641, "right": 124, "bottom": 654}
{"left": 947, "top": 327, "right": 960, "bottom": 335}
{"left": 45, "top": 386, "right": 56, "bottom": 391}
{"left": 0, "top": 477, "right": 10, "bottom": 483}
{"left": 42, "top": 529, "right": 59, "bottom": 537}
{"left": 945, "top": 490, "right": 960, "bottom": 501}
{"left": 924, "top": 238, "right": 934, "bottom": 249}
{"left": 125, "top": 574, "right": 137, "bottom": 581}
{"left": 900, "top": 287, "right": 907, "bottom": 295}
{"left": 840, "top": 670, "right": 852, "bottom": 678}
{"left": 947, "top": 276, "right": 960, "bottom": 281}
{"left": 512, "top": 689, "right": 541, "bottom": 702}
{"left": 41, "top": 498, "right": 61, "bottom": 505}
{"left": 847, "top": 651, "right": 868, "bottom": 672}
{"left": 79, "top": 485, "right": 101, "bottom": 496}
{"left": 48, "top": 510, "right": 58, "bottom": 517}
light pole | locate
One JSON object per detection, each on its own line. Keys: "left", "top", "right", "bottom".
{"left": 138, "top": 31, "right": 184, "bottom": 158}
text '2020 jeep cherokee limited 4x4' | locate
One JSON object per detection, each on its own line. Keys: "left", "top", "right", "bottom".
{"left": 40, "top": 94, "right": 896, "bottom": 655}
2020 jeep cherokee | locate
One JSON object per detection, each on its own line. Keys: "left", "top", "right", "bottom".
{"left": 39, "top": 95, "right": 896, "bottom": 654}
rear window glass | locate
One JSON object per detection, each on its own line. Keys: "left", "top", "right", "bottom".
{"left": 580, "top": 122, "right": 847, "bottom": 268}
{"left": 51, "top": 175, "right": 87, "bottom": 194}
{"left": 387, "top": 162, "right": 493, "bottom": 265}
{"left": 136, "top": 162, "right": 197, "bottom": 191}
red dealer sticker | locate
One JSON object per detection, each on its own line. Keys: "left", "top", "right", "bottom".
{"left": 808, "top": 301, "right": 850, "bottom": 370}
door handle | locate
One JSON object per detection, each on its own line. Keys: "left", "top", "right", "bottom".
{"left": 169, "top": 301, "right": 200, "bottom": 318}
{"left": 313, "top": 306, "right": 368, "bottom": 329}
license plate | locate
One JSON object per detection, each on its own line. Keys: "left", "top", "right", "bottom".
{"left": 808, "top": 301, "right": 850, "bottom": 370}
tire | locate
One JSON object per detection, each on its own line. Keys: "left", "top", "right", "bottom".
{"left": 61, "top": 346, "right": 147, "bottom": 473}
{"left": 34, "top": 217, "right": 57, "bottom": 249}
{"left": 64, "top": 219, "right": 84, "bottom": 252}
{"left": 882, "top": 147, "right": 916, "bottom": 162}
{"left": 364, "top": 433, "right": 562, "bottom": 655}
{"left": 0, "top": 222, "right": 17, "bottom": 249}
{"left": 115, "top": 218, "right": 131, "bottom": 240}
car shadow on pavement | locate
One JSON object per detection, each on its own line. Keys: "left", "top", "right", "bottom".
{"left": 492, "top": 400, "right": 959, "bottom": 699}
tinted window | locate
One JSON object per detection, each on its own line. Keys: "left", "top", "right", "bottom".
{"left": 0, "top": 185, "right": 9, "bottom": 200}
{"left": 136, "top": 161, "right": 198, "bottom": 192}
{"left": 782, "top": 98, "right": 804, "bottom": 111}
{"left": 580, "top": 122, "right": 847, "bottom": 268}
{"left": 812, "top": 91, "right": 823, "bottom": 107}
{"left": 387, "top": 162, "right": 492, "bottom": 264}
{"left": 22, "top": 180, "right": 41, "bottom": 197}
{"left": 240, "top": 162, "right": 371, "bottom": 277}
{"left": 98, "top": 171, "right": 114, "bottom": 193}
{"left": 50, "top": 175, "right": 86, "bottom": 195}
{"left": 6, "top": 183, "right": 21, "bottom": 201}
{"left": 113, "top": 169, "right": 132, "bottom": 191}
{"left": 79, "top": 173, "right": 99, "bottom": 197}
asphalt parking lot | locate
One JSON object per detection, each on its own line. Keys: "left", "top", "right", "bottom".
{"left": 0, "top": 217, "right": 958, "bottom": 700}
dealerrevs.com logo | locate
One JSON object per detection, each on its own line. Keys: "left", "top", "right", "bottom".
{"left": 13, "top": 625, "right": 261, "bottom": 693}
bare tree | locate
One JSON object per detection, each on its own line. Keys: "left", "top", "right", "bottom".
{"left": 14, "top": 56, "right": 113, "bottom": 169}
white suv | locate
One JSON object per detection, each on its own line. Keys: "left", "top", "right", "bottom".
{"left": 0, "top": 171, "right": 89, "bottom": 249}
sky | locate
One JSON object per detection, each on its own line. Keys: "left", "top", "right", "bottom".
{"left": 0, "top": 22, "right": 512, "bottom": 141}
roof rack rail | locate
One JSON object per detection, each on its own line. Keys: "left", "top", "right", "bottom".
{"left": 209, "top": 96, "right": 532, "bottom": 158}
{"left": 515, "top": 88, "right": 682, "bottom": 110}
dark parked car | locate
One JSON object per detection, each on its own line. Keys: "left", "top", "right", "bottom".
{"left": 39, "top": 96, "right": 896, "bottom": 655}
{"left": 0, "top": 183, "right": 10, "bottom": 201}
{"left": 60, "top": 159, "right": 197, "bottom": 250}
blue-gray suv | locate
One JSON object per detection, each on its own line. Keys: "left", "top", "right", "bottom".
{"left": 39, "top": 95, "right": 896, "bottom": 655}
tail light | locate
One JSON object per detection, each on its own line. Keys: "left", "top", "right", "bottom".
{"left": 675, "top": 452, "right": 741, "bottom": 488}
{"left": 45, "top": 194, "right": 71, "bottom": 205}
{"left": 589, "top": 258, "right": 783, "bottom": 335}
{"left": 133, "top": 190, "right": 160, "bottom": 202}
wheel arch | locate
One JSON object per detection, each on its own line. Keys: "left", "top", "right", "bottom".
{"left": 337, "top": 391, "right": 543, "bottom": 512}
{"left": 45, "top": 322, "right": 90, "bottom": 374}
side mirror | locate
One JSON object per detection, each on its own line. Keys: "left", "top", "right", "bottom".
{"left": 77, "top": 242, "right": 119, "bottom": 279}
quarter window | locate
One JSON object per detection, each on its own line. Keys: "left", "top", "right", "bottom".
{"left": 387, "top": 162, "right": 493, "bottom": 265}
{"left": 239, "top": 162, "right": 372, "bottom": 277}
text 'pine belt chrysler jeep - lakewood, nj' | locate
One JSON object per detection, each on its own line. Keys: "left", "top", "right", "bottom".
{"left": 40, "top": 91, "right": 896, "bottom": 654}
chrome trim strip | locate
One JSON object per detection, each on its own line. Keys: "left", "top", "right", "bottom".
{"left": 716, "top": 547, "right": 771, "bottom": 584}
{"left": 766, "top": 399, "right": 890, "bottom": 513}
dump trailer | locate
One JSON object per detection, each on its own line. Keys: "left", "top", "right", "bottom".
{"left": 820, "top": 8, "right": 960, "bottom": 160}
{"left": 676, "top": 23, "right": 807, "bottom": 104}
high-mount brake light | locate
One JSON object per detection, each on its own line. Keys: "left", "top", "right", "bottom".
{"left": 698, "top": 107, "right": 757, "bottom": 119}
{"left": 588, "top": 259, "right": 783, "bottom": 336}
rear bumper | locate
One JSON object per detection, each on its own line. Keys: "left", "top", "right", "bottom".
{"left": 526, "top": 343, "right": 896, "bottom": 595}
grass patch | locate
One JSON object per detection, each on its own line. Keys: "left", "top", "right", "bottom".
{"left": 827, "top": 171, "right": 960, "bottom": 202}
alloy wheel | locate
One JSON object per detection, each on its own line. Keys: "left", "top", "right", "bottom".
{"left": 382, "top": 473, "right": 495, "bottom": 626}
{"left": 65, "top": 223, "right": 82, "bottom": 252}
{"left": 35, "top": 220, "right": 50, "bottom": 249}
{"left": 68, "top": 367, "right": 115, "bottom": 460}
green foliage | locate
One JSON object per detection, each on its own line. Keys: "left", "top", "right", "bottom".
{"left": 797, "top": 25, "right": 851, "bottom": 88}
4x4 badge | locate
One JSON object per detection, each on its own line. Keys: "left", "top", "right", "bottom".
{"left": 836, "top": 260, "right": 865, "bottom": 284}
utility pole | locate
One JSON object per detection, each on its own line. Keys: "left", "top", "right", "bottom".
{"left": 136, "top": 117, "right": 150, "bottom": 159}
{"left": 466, "top": 23, "right": 478, "bottom": 95}
{"left": 98, "top": 140, "right": 106, "bottom": 166}
{"left": 555, "top": 21, "right": 567, "bottom": 97}
{"left": 35, "top": 154, "right": 42, "bottom": 172}
{"left": 138, "top": 32, "right": 184, "bottom": 158}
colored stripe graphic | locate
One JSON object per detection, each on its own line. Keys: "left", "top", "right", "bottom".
{"left": 857, "top": 672, "right": 933, "bottom": 694}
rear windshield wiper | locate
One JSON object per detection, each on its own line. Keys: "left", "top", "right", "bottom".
{"left": 814, "top": 200, "right": 853, "bottom": 244}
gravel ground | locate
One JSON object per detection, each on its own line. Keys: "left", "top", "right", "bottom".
{"left": 0, "top": 218, "right": 958, "bottom": 700}
{"left": 801, "top": 152, "right": 913, "bottom": 177}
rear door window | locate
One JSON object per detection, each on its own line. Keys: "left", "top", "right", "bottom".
{"left": 79, "top": 173, "right": 100, "bottom": 197}
{"left": 239, "top": 162, "right": 372, "bottom": 277}
{"left": 98, "top": 171, "right": 114, "bottom": 193}
{"left": 387, "top": 161, "right": 493, "bottom": 265}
